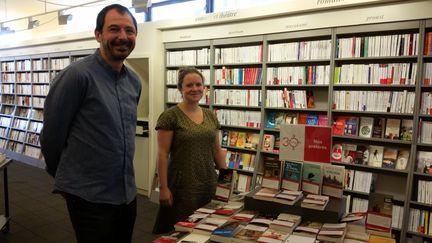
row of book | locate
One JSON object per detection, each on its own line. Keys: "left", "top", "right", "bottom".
{"left": 336, "top": 33, "right": 419, "bottom": 58}
{"left": 266, "top": 112, "right": 328, "bottom": 129}
{"left": 420, "top": 120, "right": 432, "bottom": 144}
{"left": 221, "top": 130, "right": 260, "bottom": 150}
{"left": 417, "top": 180, "right": 432, "bottom": 205}
{"left": 167, "top": 87, "right": 209, "bottom": 104}
{"left": 259, "top": 159, "right": 345, "bottom": 198}
{"left": 421, "top": 92, "right": 432, "bottom": 115}
{"left": 166, "top": 48, "right": 210, "bottom": 66}
{"left": 332, "top": 143, "right": 410, "bottom": 171}
{"left": 215, "top": 67, "right": 263, "bottom": 85}
{"left": 214, "top": 89, "right": 261, "bottom": 107}
{"left": 215, "top": 45, "right": 263, "bottom": 64}
{"left": 344, "top": 169, "right": 375, "bottom": 194}
{"left": 268, "top": 40, "right": 332, "bottom": 61}
{"left": 333, "top": 116, "right": 413, "bottom": 141}
{"left": 215, "top": 169, "right": 253, "bottom": 201}
{"left": 266, "top": 65, "right": 331, "bottom": 85}
{"left": 424, "top": 63, "right": 432, "bottom": 85}
{"left": 265, "top": 89, "right": 314, "bottom": 109}
{"left": 215, "top": 109, "right": 262, "bottom": 128}
{"left": 332, "top": 90, "right": 415, "bottom": 113}
{"left": 225, "top": 151, "right": 256, "bottom": 172}
{"left": 334, "top": 63, "right": 417, "bottom": 85}
{"left": 408, "top": 208, "right": 432, "bottom": 236}
{"left": 166, "top": 69, "right": 210, "bottom": 85}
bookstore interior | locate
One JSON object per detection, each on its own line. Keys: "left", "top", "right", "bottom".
{"left": 1, "top": 0, "right": 432, "bottom": 242}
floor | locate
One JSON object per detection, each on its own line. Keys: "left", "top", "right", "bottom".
{"left": 0, "top": 161, "right": 162, "bottom": 243}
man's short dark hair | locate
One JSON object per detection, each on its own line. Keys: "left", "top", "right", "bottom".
{"left": 95, "top": 4, "right": 138, "bottom": 33}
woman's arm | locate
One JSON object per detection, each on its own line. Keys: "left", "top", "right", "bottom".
{"left": 157, "top": 129, "right": 174, "bottom": 206}
{"left": 214, "top": 131, "right": 228, "bottom": 169}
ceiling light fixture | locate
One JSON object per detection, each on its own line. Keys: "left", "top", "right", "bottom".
{"left": 27, "top": 17, "right": 40, "bottom": 30}
{"left": 58, "top": 10, "right": 72, "bottom": 25}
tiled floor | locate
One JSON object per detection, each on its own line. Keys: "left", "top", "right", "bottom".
{"left": 0, "top": 161, "right": 162, "bottom": 243}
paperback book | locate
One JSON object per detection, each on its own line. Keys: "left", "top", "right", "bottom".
{"left": 261, "top": 157, "right": 282, "bottom": 190}
{"left": 368, "top": 145, "right": 384, "bottom": 167}
{"left": 358, "top": 117, "right": 374, "bottom": 138}
{"left": 300, "top": 194, "right": 330, "bottom": 211}
{"left": 301, "top": 162, "right": 322, "bottom": 195}
{"left": 273, "top": 190, "right": 303, "bottom": 206}
{"left": 321, "top": 164, "right": 345, "bottom": 198}
{"left": 281, "top": 160, "right": 303, "bottom": 191}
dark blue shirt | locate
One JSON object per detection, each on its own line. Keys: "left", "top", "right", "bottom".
{"left": 41, "top": 50, "right": 141, "bottom": 205}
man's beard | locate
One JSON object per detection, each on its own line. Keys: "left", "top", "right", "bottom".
{"left": 105, "top": 39, "right": 135, "bottom": 61}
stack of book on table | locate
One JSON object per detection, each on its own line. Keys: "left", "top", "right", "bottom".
{"left": 300, "top": 193, "right": 330, "bottom": 211}
{"left": 152, "top": 231, "right": 190, "bottom": 243}
{"left": 316, "top": 222, "right": 347, "bottom": 243}
{"left": 292, "top": 221, "right": 323, "bottom": 239}
{"left": 269, "top": 213, "right": 302, "bottom": 234}
{"left": 340, "top": 212, "right": 370, "bottom": 242}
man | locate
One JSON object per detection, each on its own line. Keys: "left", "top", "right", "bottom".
{"left": 40, "top": 4, "right": 141, "bottom": 243}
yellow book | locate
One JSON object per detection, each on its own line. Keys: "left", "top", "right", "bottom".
{"left": 368, "top": 235, "right": 396, "bottom": 243}
{"left": 236, "top": 132, "right": 246, "bottom": 148}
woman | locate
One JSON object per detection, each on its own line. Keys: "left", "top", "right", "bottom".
{"left": 152, "top": 67, "right": 227, "bottom": 234}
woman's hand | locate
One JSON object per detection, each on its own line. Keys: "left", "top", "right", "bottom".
{"left": 159, "top": 187, "right": 173, "bottom": 207}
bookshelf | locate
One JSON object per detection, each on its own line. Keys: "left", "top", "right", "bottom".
{"left": 163, "top": 19, "right": 432, "bottom": 242}
{"left": 0, "top": 50, "right": 93, "bottom": 167}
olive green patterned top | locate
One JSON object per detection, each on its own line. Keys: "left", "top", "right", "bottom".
{"left": 156, "top": 105, "right": 220, "bottom": 196}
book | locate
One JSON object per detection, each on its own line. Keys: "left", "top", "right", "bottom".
{"left": 261, "top": 157, "right": 282, "bottom": 189}
{"left": 384, "top": 118, "right": 401, "bottom": 140}
{"left": 317, "top": 222, "right": 347, "bottom": 243}
{"left": 232, "top": 210, "right": 258, "bottom": 222}
{"left": 367, "top": 145, "right": 384, "bottom": 167}
{"left": 212, "top": 203, "right": 244, "bottom": 219}
{"left": 266, "top": 111, "right": 277, "bottom": 128}
{"left": 381, "top": 148, "right": 398, "bottom": 169}
{"left": 229, "top": 131, "right": 239, "bottom": 146}
{"left": 221, "top": 130, "right": 229, "bottom": 146}
{"left": 193, "top": 217, "right": 228, "bottom": 235}
{"left": 269, "top": 213, "right": 302, "bottom": 234}
{"left": 332, "top": 116, "right": 346, "bottom": 135}
{"left": 417, "top": 151, "right": 432, "bottom": 174}
{"left": 232, "top": 223, "right": 268, "bottom": 243}
{"left": 354, "top": 145, "right": 369, "bottom": 165}
{"left": 253, "top": 187, "right": 279, "bottom": 202}
{"left": 215, "top": 168, "right": 235, "bottom": 202}
{"left": 174, "top": 213, "right": 208, "bottom": 232}
{"left": 321, "top": 164, "right": 345, "bottom": 198}
{"left": 256, "top": 228, "right": 289, "bottom": 243}
{"left": 179, "top": 232, "right": 210, "bottom": 243}
{"left": 400, "top": 119, "right": 413, "bottom": 141}
{"left": 342, "top": 143, "right": 357, "bottom": 164}
{"left": 368, "top": 235, "right": 396, "bottom": 243}
{"left": 244, "top": 133, "right": 260, "bottom": 150}
{"left": 344, "top": 116, "right": 359, "bottom": 136}
{"left": 300, "top": 193, "right": 330, "bottom": 211}
{"left": 152, "top": 231, "right": 190, "bottom": 243}
{"left": 301, "top": 162, "right": 322, "bottom": 195}
{"left": 262, "top": 134, "right": 275, "bottom": 152}
{"left": 366, "top": 193, "right": 393, "bottom": 238}
{"left": 210, "top": 219, "right": 246, "bottom": 243}
{"left": 273, "top": 190, "right": 303, "bottom": 205}
{"left": 235, "top": 132, "right": 246, "bottom": 148}
{"left": 284, "top": 234, "right": 316, "bottom": 243}
{"left": 281, "top": 160, "right": 303, "bottom": 191}
{"left": 395, "top": 149, "right": 409, "bottom": 170}
{"left": 358, "top": 117, "right": 374, "bottom": 138}
{"left": 372, "top": 118, "right": 385, "bottom": 139}
{"left": 293, "top": 221, "right": 323, "bottom": 238}
{"left": 331, "top": 143, "right": 343, "bottom": 162}
{"left": 274, "top": 112, "right": 286, "bottom": 129}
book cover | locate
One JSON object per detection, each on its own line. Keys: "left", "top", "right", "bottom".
{"left": 274, "top": 112, "right": 286, "bottom": 129}
{"left": 359, "top": 117, "right": 374, "bottom": 138}
{"left": 344, "top": 116, "right": 360, "bottom": 136}
{"left": 232, "top": 223, "right": 268, "bottom": 243}
{"left": 306, "top": 114, "right": 318, "bottom": 125}
{"left": 318, "top": 114, "right": 328, "bottom": 126}
{"left": 279, "top": 124, "right": 305, "bottom": 162}
{"left": 236, "top": 132, "right": 246, "bottom": 148}
{"left": 332, "top": 116, "right": 346, "bottom": 135}
{"left": 229, "top": 131, "right": 239, "bottom": 146}
{"left": 285, "top": 234, "right": 316, "bottom": 243}
{"left": 179, "top": 232, "right": 210, "bottom": 243}
{"left": 400, "top": 119, "right": 413, "bottom": 141}
{"left": 262, "top": 157, "right": 282, "bottom": 190}
{"left": 215, "top": 168, "right": 235, "bottom": 202}
{"left": 281, "top": 160, "right": 303, "bottom": 191}
{"left": 303, "top": 126, "right": 332, "bottom": 163}
{"left": 210, "top": 219, "right": 245, "bottom": 243}
{"left": 298, "top": 113, "right": 309, "bottom": 124}
{"left": 368, "top": 145, "right": 384, "bottom": 167}
{"left": 300, "top": 194, "right": 330, "bottom": 211}
{"left": 266, "top": 111, "right": 277, "bottom": 129}
{"left": 372, "top": 118, "right": 385, "bottom": 138}
{"left": 273, "top": 190, "right": 303, "bottom": 206}
{"left": 384, "top": 118, "right": 401, "bottom": 140}
{"left": 221, "top": 130, "right": 229, "bottom": 146}
{"left": 342, "top": 143, "right": 357, "bottom": 164}
{"left": 355, "top": 144, "right": 370, "bottom": 165}
{"left": 331, "top": 143, "right": 343, "bottom": 162}
{"left": 395, "top": 149, "right": 410, "bottom": 170}
{"left": 256, "top": 228, "right": 289, "bottom": 243}
{"left": 253, "top": 187, "right": 279, "bottom": 202}
{"left": 245, "top": 133, "right": 260, "bottom": 150}
{"left": 417, "top": 151, "right": 432, "bottom": 174}
{"left": 382, "top": 148, "right": 398, "bottom": 169}
{"left": 301, "top": 162, "right": 322, "bottom": 195}
{"left": 262, "top": 134, "right": 275, "bottom": 152}
{"left": 366, "top": 193, "right": 393, "bottom": 237}
{"left": 321, "top": 164, "right": 345, "bottom": 198}
{"left": 284, "top": 113, "right": 298, "bottom": 125}
{"left": 152, "top": 231, "right": 190, "bottom": 243}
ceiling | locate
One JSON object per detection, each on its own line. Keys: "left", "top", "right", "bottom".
{"left": 0, "top": 0, "right": 112, "bottom": 22}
